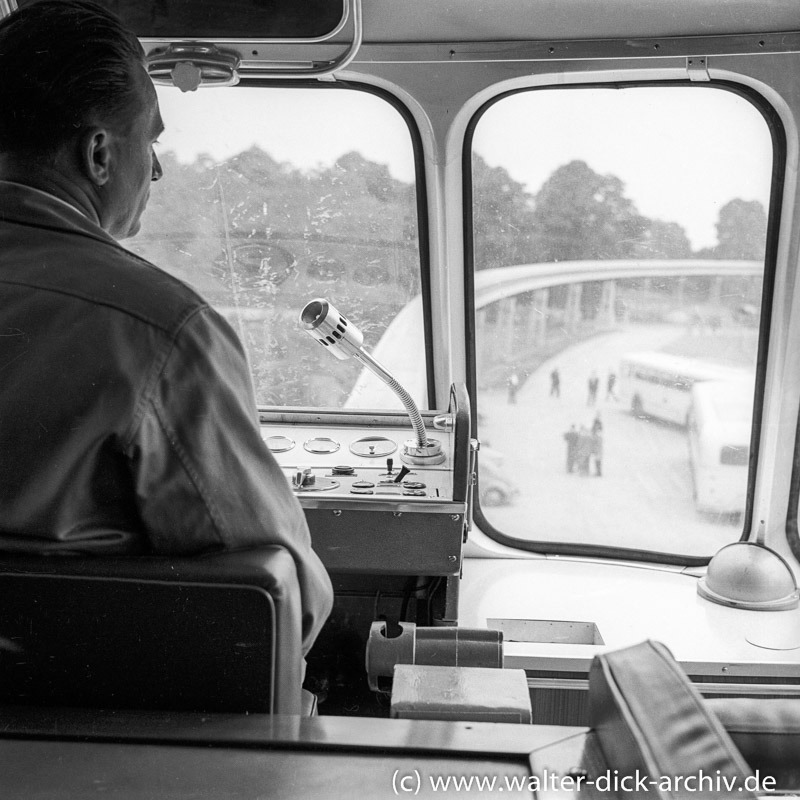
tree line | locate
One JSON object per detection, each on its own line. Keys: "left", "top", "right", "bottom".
{"left": 472, "top": 154, "right": 767, "bottom": 268}
{"left": 136, "top": 147, "right": 768, "bottom": 295}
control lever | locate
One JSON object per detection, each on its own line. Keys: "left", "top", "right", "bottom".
{"left": 393, "top": 465, "right": 411, "bottom": 484}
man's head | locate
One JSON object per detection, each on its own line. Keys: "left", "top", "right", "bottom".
{"left": 0, "top": 0, "right": 163, "bottom": 238}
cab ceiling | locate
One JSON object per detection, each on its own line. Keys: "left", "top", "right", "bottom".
{"left": 2, "top": 0, "right": 798, "bottom": 43}
{"left": 358, "top": 0, "right": 800, "bottom": 43}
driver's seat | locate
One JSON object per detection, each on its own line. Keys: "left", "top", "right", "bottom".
{"left": 0, "top": 547, "right": 303, "bottom": 715}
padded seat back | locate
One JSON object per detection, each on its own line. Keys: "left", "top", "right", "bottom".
{"left": 0, "top": 548, "right": 302, "bottom": 715}
{"left": 707, "top": 698, "right": 800, "bottom": 791}
{"left": 589, "top": 640, "right": 757, "bottom": 799}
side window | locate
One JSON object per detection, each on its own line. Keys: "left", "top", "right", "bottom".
{"left": 129, "top": 86, "right": 426, "bottom": 410}
{"left": 470, "top": 85, "right": 774, "bottom": 558}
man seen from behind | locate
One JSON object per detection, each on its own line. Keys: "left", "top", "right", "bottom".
{"left": 0, "top": 0, "right": 332, "bottom": 658}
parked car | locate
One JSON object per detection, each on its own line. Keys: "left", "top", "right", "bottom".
{"left": 478, "top": 447, "right": 520, "bottom": 507}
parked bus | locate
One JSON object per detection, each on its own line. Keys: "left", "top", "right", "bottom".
{"left": 619, "top": 351, "right": 751, "bottom": 426}
{"left": 688, "top": 379, "right": 754, "bottom": 515}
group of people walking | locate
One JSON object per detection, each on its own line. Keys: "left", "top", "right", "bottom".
{"left": 588, "top": 370, "right": 618, "bottom": 405}
{"left": 504, "top": 364, "right": 611, "bottom": 477}
{"left": 507, "top": 366, "right": 617, "bottom": 406}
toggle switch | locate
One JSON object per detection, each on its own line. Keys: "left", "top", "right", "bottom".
{"left": 293, "top": 468, "right": 316, "bottom": 489}
{"left": 393, "top": 465, "right": 411, "bottom": 484}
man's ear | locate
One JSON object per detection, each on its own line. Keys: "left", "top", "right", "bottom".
{"left": 80, "top": 127, "right": 112, "bottom": 186}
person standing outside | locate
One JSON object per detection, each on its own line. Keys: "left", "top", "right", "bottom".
{"left": 606, "top": 370, "right": 618, "bottom": 402}
{"left": 508, "top": 371, "right": 520, "bottom": 403}
{"left": 591, "top": 414, "right": 604, "bottom": 477}
{"left": 587, "top": 371, "right": 600, "bottom": 406}
{"left": 576, "top": 425, "right": 593, "bottom": 475}
{"left": 563, "top": 424, "right": 578, "bottom": 473}
{"left": 550, "top": 367, "right": 561, "bottom": 398}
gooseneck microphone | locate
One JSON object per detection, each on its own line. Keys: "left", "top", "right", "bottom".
{"left": 300, "top": 298, "right": 444, "bottom": 464}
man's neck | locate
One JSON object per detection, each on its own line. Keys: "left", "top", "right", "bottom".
{"left": 0, "top": 157, "right": 101, "bottom": 227}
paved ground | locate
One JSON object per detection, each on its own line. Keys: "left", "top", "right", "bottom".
{"left": 477, "top": 324, "right": 742, "bottom": 556}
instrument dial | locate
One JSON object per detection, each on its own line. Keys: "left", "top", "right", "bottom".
{"left": 349, "top": 436, "right": 397, "bottom": 457}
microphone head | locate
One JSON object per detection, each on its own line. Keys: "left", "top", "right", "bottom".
{"left": 299, "top": 298, "right": 364, "bottom": 360}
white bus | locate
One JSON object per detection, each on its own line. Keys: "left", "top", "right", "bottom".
{"left": 619, "top": 352, "right": 750, "bottom": 426}
{"left": 687, "top": 380, "right": 754, "bottom": 515}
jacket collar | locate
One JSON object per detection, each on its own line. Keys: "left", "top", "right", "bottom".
{"left": 0, "top": 180, "right": 116, "bottom": 248}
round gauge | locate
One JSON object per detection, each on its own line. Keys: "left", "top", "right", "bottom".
{"left": 303, "top": 437, "right": 340, "bottom": 454}
{"left": 349, "top": 436, "right": 397, "bottom": 458}
{"left": 265, "top": 435, "right": 295, "bottom": 453}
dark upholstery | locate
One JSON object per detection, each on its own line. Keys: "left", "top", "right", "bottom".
{"left": 589, "top": 640, "right": 757, "bottom": 799}
{"left": 706, "top": 698, "right": 800, "bottom": 791}
{"left": 0, "top": 548, "right": 303, "bottom": 715}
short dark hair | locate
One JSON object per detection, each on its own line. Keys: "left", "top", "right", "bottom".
{"left": 0, "top": 0, "right": 145, "bottom": 156}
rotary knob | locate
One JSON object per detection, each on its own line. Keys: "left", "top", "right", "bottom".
{"left": 332, "top": 465, "right": 355, "bottom": 476}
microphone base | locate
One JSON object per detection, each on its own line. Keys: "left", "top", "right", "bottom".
{"left": 402, "top": 438, "right": 446, "bottom": 466}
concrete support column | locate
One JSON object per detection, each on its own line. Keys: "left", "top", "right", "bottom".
{"left": 709, "top": 276, "right": 723, "bottom": 306}
{"left": 531, "top": 288, "right": 549, "bottom": 348}
{"left": 565, "top": 283, "right": 583, "bottom": 333}
{"left": 676, "top": 276, "right": 687, "bottom": 305}
{"left": 598, "top": 280, "right": 617, "bottom": 328}
{"left": 499, "top": 296, "right": 517, "bottom": 358}
{"left": 639, "top": 277, "right": 652, "bottom": 318}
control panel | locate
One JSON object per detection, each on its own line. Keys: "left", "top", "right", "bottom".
{"left": 259, "top": 384, "right": 472, "bottom": 576}
{"left": 265, "top": 426, "right": 456, "bottom": 504}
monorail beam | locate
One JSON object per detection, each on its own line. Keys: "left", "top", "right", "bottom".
{"left": 474, "top": 259, "right": 761, "bottom": 309}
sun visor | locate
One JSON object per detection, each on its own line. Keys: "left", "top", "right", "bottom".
{"left": 13, "top": 0, "right": 347, "bottom": 40}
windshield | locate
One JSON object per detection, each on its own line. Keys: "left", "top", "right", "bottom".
{"left": 127, "top": 84, "right": 426, "bottom": 410}
{"left": 469, "top": 84, "right": 773, "bottom": 559}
